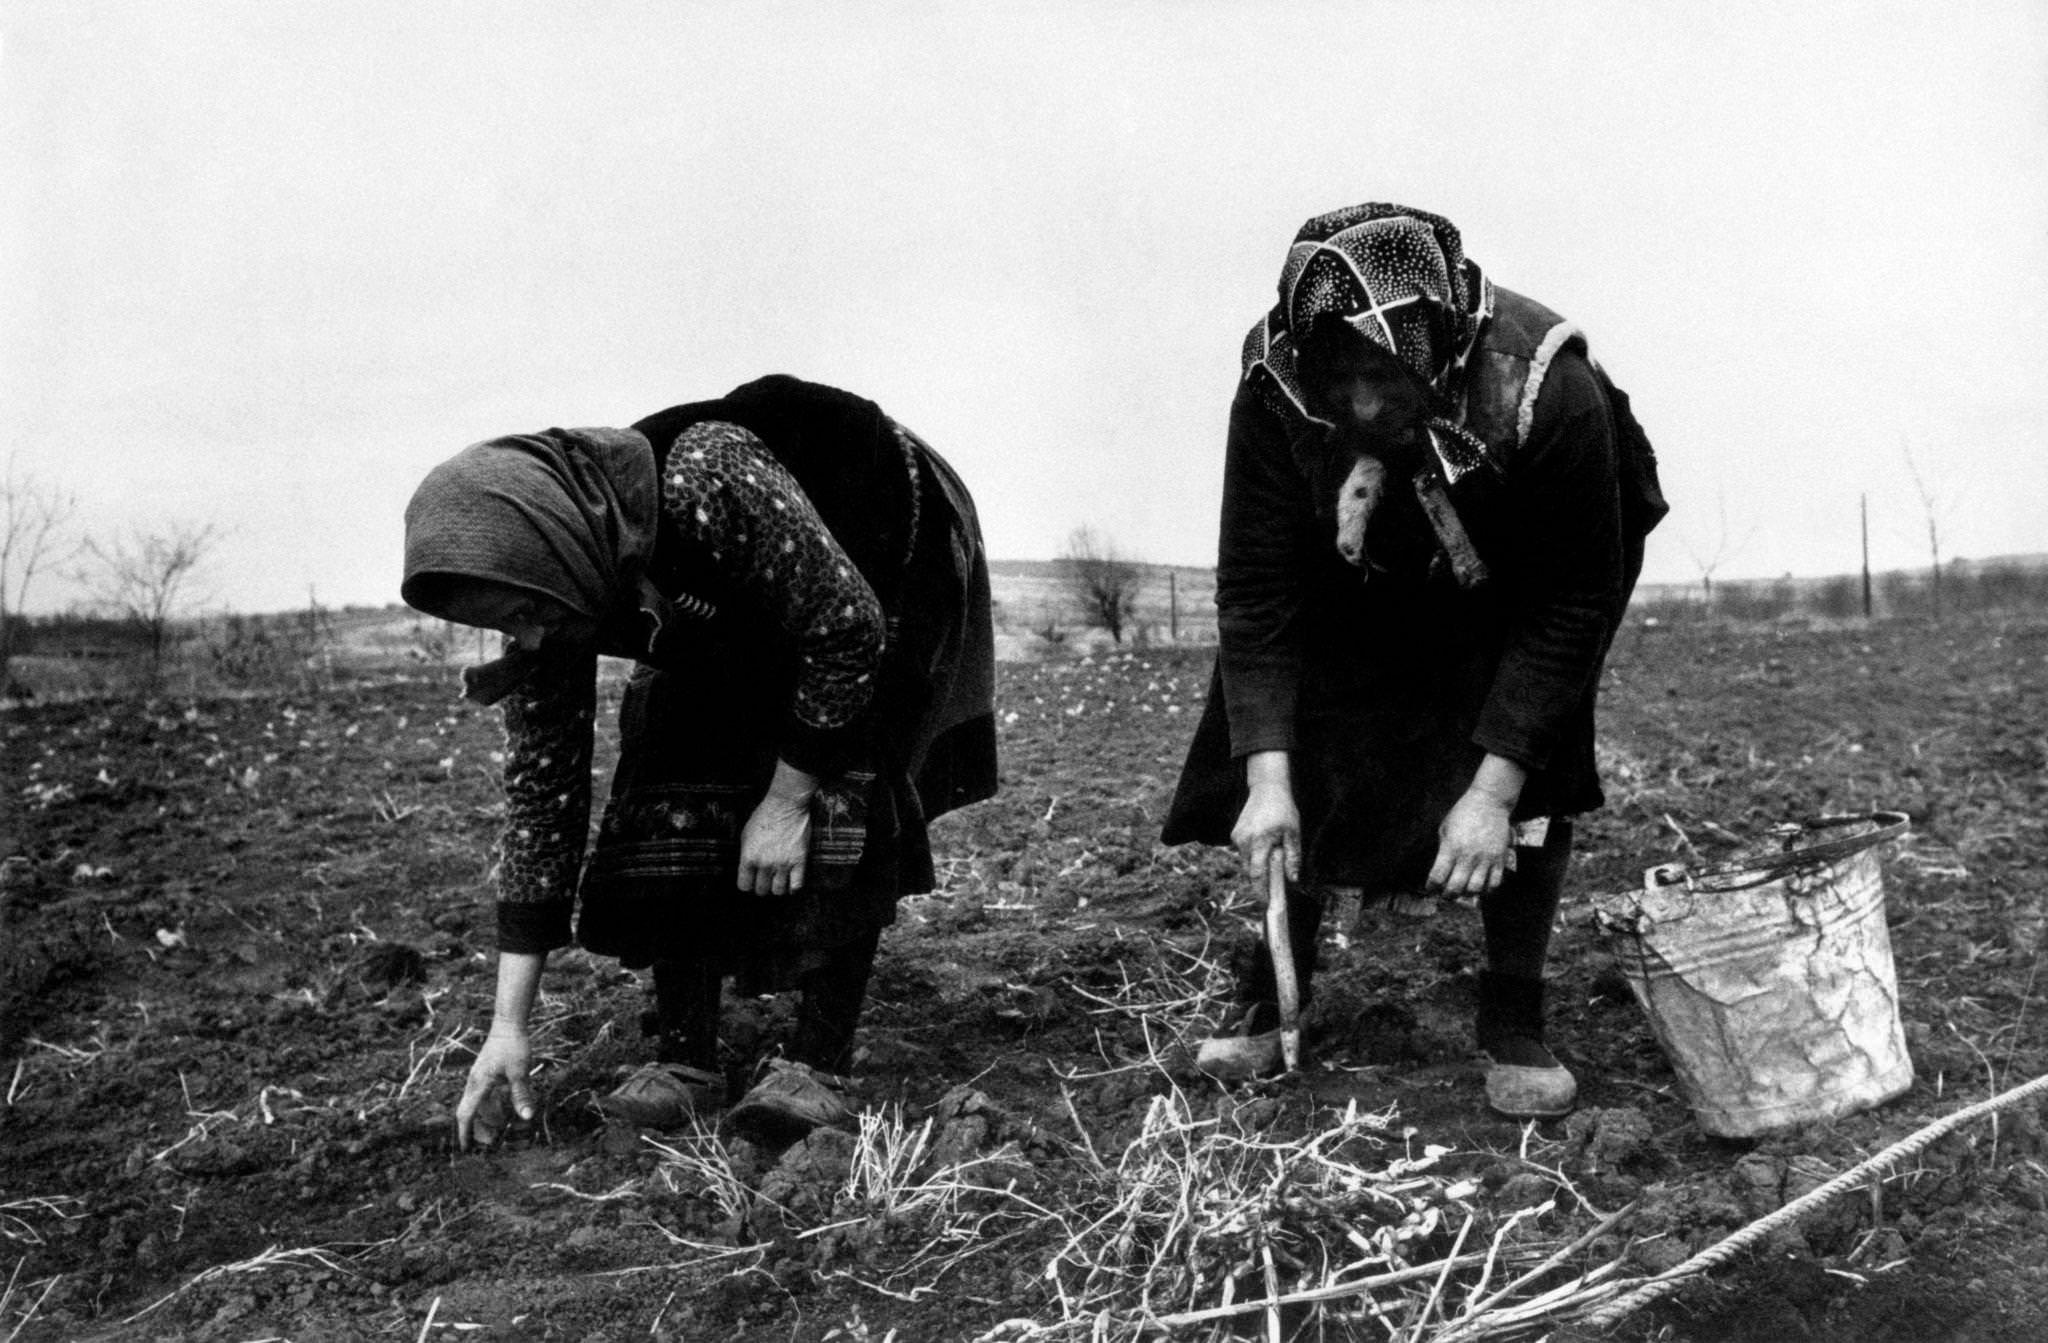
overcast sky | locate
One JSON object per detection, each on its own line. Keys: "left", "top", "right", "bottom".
{"left": 5, "top": 0, "right": 2045, "bottom": 614}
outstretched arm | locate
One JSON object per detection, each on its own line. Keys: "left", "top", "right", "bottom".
{"left": 458, "top": 646, "right": 597, "bottom": 1146}
{"left": 457, "top": 949, "right": 544, "bottom": 1149}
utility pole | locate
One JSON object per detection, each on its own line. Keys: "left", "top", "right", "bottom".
{"left": 1168, "top": 570, "right": 1179, "bottom": 643}
{"left": 1860, "top": 493, "right": 1872, "bottom": 618}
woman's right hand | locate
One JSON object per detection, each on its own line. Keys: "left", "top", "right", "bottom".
{"left": 1232, "top": 750, "right": 1301, "bottom": 892}
{"left": 456, "top": 1021, "right": 536, "bottom": 1150}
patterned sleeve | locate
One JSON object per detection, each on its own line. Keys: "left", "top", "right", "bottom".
{"left": 663, "top": 421, "right": 886, "bottom": 776}
{"left": 494, "top": 645, "right": 597, "bottom": 953}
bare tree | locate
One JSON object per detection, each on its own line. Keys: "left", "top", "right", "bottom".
{"left": 1, "top": 456, "right": 78, "bottom": 688}
{"left": 1060, "top": 525, "right": 1142, "bottom": 643}
{"left": 1681, "top": 487, "right": 1753, "bottom": 614}
{"left": 87, "top": 522, "right": 219, "bottom": 683}
{"left": 1902, "top": 440, "right": 1950, "bottom": 620}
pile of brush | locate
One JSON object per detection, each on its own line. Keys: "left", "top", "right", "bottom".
{"left": 1022, "top": 1088, "right": 1627, "bottom": 1342}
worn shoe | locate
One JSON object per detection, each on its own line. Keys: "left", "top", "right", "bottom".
{"left": 1480, "top": 1036, "right": 1579, "bottom": 1119}
{"left": 1195, "top": 1003, "right": 1287, "bottom": 1082}
{"left": 724, "top": 1059, "right": 855, "bottom": 1143}
{"left": 1475, "top": 971, "right": 1576, "bottom": 1119}
{"left": 598, "top": 1062, "right": 727, "bottom": 1128}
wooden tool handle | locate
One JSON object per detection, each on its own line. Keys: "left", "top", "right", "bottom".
{"left": 1265, "top": 856, "right": 1303, "bottom": 1070}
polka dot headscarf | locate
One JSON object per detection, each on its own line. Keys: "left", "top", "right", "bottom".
{"left": 1243, "top": 203, "right": 1496, "bottom": 431}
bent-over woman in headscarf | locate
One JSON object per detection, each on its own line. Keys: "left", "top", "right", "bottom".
{"left": 1163, "top": 204, "right": 1665, "bottom": 1119}
{"left": 402, "top": 375, "right": 996, "bottom": 1147}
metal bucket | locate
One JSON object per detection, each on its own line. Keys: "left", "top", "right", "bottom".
{"left": 1593, "top": 813, "right": 1914, "bottom": 1138}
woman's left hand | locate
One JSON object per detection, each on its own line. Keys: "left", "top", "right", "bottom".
{"left": 739, "top": 760, "right": 819, "bottom": 895}
{"left": 1429, "top": 789, "right": 1516, "bottom": 895}
{"left": 1428, "top": 753, "right": 1528, "bottom": 896}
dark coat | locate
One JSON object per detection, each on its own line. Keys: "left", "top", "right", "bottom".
{"left": 630, "top": 374, "right": 997, "bottom": 806}
{"left": 492, "top": 376, "right": 996, "bottom": 970}
{"left": 1162, "top": 342, "right": 1632, "bottom": 891}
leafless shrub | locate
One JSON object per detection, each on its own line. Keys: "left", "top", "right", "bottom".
{"left": 84, "top": 521, "right": 218, "bottom": 685}
{"left": 1679, "top": 488, "right": 1753, "bottom": 616}
{"left": 1060, "top": 526, "right": 1141, "bottom": 644}
{"left": 0, "top": 457, "right": 76, "bottom": 693}
{"left": 201, "top": 599, "right": 335, "bottom": 689}
{"left": 1902, "top": 441, "right": 1951, "bottom": 620}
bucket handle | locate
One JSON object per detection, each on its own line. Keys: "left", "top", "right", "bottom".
{"left": 1649, "top": 811, "right": 1911, "bottom": 893}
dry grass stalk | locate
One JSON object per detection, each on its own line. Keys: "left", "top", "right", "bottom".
{"left": 24, "top": 1031, "right": 108, "bottom": 1069}
{"left": 1030, "top": 1086, "right": 1521, "bottom": 1341}
{"left": 647, "top": 1124, "right": 754, "bottom": 1227}
{"left": 0, "top": 1196, "right": 84, "bottom": 1246}
{"left": 829, "top": 1106, "right": 1053, "bottom": 1296}
{"left": 1431, "top": 1198, "right": 1636, "bottom": 1340}
{"left": 531, "top": 1179, "right": 641, "bottom": 1204}
{"left": 1071, "top": 930, "right": 1232, "bottom": 1029}
{"left": 1, "top": 1257, "right": 61, "bottom": 1343}
{"left": 1145, "top": 1255, "right": 1493, "bottom": 1328}
{"left": 843, "top": 1108, "right": 941, "bottom": 1215}
{"left": 644, "top": 1108, "right": 1049, "bottom": 1304}
{"left": 1057, "top": 929, "right": 1237, "bottom": 1084}
{"left": 120, "top": 1243, "right": 352, "bottom": 1324}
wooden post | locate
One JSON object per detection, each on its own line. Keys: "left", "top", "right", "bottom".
{"left": 1861, "top": 494, "right": 1873, "bottom": 618}
{"left": 1168, "top": 570, "right": 1179, "bottom": 643}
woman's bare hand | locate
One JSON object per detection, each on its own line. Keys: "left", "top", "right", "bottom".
{"left": 739, "top": 794, "right": 812, "bottom": 895}
{"left": 1232, "top": 751, "right": 1301, "bottom": 892}
{"left": 457, "top": 1022, "right": 535, "bottom": 1150}
{"left": 1429, "top": 789, "right": 1515, "bottom": 895}
{"left": 1429, "top": 754, "right": 1529, "bottom": 896}
{"left": 740, "top": 759, "right": 818, "bottom": 895}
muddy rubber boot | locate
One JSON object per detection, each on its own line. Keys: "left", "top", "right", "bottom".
{"left": 1476, "top": 971, "right": 1577, "bottom": 1119}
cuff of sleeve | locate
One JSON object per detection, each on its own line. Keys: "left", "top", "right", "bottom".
{"left": 779, "top": 720, "right": 863, "bottom": 779}
{"left": 497, "top": 900, "right": 574, "bottom": 955}
{"left": 1229, "top": 724, "right": 1297, "bottom": 759}
{"left": 1471, "top": 724, "right": 1549, "bottom": 776}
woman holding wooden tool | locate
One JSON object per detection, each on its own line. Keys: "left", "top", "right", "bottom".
{"left": 1164, "top": 203, "right": 1665, "bottom": 1118}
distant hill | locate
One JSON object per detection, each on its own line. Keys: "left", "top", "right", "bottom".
{"left": 255, "top": 560, "right": 1220, "bottom": 673}
{"left": 20, "top": 548, "right": 2043, "bottom": 700}
{"left": 235, "top": 545, "right": 2048, "bottom": 650}
{"left": 1632, "top": 550, "right": 2048, "bottom": 608}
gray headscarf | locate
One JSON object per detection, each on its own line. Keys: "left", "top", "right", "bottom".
{"left": 402, "top": 426, "right": 659, "bottom": 701}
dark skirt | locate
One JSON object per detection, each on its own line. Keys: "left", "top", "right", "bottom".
{"left": 574, "top": 659, "right": 926, "bottom": 988}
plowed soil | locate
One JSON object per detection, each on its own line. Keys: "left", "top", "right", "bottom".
{"left": 4, "top": 611, "right": 2047, "bottom": 1341}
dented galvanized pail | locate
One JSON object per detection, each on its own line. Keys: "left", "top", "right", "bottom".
{"left": 1593, "top": 813, "right": 1913, "bottom": 1138}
